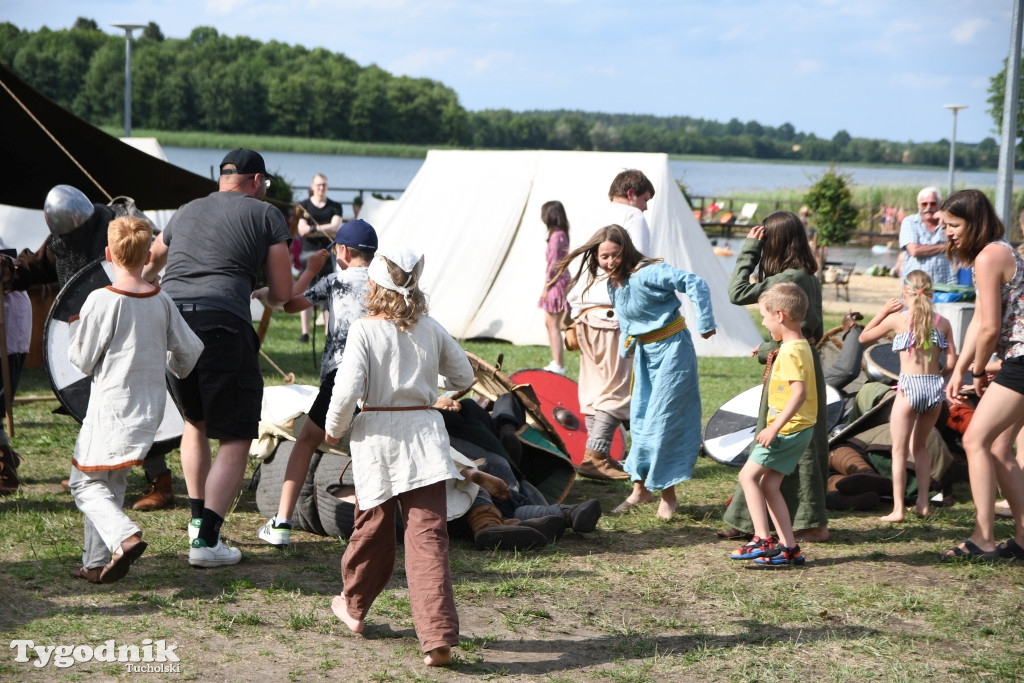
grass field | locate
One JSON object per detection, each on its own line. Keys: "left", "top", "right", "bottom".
{"left": 2, "top": 311, "right": 1024, "bottom": 681}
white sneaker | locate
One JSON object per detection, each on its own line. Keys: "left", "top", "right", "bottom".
{"left": 188, "top": 518, "right": 201, "bottom": 542}
{"left": 189, "top": 538, "right": 242, "bottom": 568}
{"left": 543, "top": 361, "right": 567, "bottom": 375}
{"left": 257, "top": 517, "right": 291, "bottom": 547}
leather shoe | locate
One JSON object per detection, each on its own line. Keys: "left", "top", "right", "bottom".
{"left": 70, "top": 566, "right": 103, "bottom": 583}
{"left": 577, "top": 450, "right": 630, "bottom": 481}
{"left": 99, "top": 534, "right": 147, "bottom": 584}
{"left": 841, "top": 311, "right": 864, "bottom": 333}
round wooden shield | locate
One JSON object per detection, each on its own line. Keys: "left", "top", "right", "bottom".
{"left": 702, "top": 383, "right": 844, "bottom": 467}
{"left": 43, "top": 258, "right": 184, "bottom": 446}
{"left": 509, "top": 368, "right": 626, "bottom": 466}
{"left": 864, "top": 342, "right": 900, "bottom": 384}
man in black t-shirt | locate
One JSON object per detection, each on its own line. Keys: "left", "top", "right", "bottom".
{"left": 297, "top": 173, "right": 343, "bottom": 343}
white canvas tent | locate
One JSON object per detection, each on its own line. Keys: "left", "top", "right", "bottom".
{"left": 359, "top": 150, "right": 762, "bottom": 356}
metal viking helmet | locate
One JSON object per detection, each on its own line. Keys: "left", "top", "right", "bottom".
{"left": 43, "top": 185, "right": 95, "bottom": 236}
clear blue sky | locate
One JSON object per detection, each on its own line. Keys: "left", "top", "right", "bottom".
{"left": 2, "top": 0, "right": 1017, "bottom": 144}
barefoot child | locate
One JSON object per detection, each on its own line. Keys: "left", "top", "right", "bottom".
{"left": 68, "top": 216, "right": 203, "bottom": 583}
{"left": 324, "top": 246, "right": 474, "bottom": 667}
{"left": 553, "top": 224, "right": 716, "bottom": 520}
{"left": 859, "top": 270, "right": 956, "bottom": 521}
{"left": 730, "top": 283, "right": 815, "bottom": 566}
{"left": 253, "top": 219, "right": 377, "bottom": 547}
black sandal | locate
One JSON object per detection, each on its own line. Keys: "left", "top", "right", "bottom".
{"left": 996, "top": 538, "right": 1024, "bottom": 560}
{"left": 938, "top": 539, "right": 1000, "bottom": 562}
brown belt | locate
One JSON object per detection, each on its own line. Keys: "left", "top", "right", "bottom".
{"left": 360, "top": 406, "right": 435, "bottom": 412}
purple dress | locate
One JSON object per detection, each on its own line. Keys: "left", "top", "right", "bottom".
{"left": 539, "top": 230, "right": 570, "bottom": 313}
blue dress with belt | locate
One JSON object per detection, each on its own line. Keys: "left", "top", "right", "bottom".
{"left": 610, "top": 263, "right": 716, "bottom": 490}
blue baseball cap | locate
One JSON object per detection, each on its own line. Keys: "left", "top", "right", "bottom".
{"left": 331, "top": 219, "right": 378, "bottom": 252}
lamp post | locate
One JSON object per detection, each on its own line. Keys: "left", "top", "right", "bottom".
{"left": 110, "top": 23, "right": 147, "bottom": 137}
{"left": 943, "top": 104, "right": 967, "bottom": 196}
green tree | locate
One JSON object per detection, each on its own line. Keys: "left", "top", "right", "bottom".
{"left": 986, "top": 56, "right": 1024, "bottom": 148}
{"left": 73, "top": 39, "right": 123, "bottom": 124}
{"left": 0, "top": 23, "right": 26, "bottom": 66}
{"left": 804, "top": 168, "right": 859, "bottom": 255}
{"left": 72, "top": 17, "right": 99, "bottom": 31}
{"left": 142, "top": 22, "right": 164, "bottom": 42}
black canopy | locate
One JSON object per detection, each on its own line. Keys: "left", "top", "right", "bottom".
{"left": 0, "top": 62, "right": 216, "bottom": 210}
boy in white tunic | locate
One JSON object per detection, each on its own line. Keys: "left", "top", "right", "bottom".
{"left": 324, "top": 246, "right": 474, "bottom": 667}
{"left": 67, "top": 216, "right": 203, "bottom": 584}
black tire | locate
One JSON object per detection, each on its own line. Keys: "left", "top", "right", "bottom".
{"left": 254, "top": 441, "right": 327, "bottom": 536}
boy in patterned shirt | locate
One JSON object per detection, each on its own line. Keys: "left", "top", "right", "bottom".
{"left": 254, "top": 219, "right": 377, "bottom": 546}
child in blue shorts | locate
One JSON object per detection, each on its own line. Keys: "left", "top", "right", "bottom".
{"left": 730, "top": 282, "right": 817, "bottom": 566}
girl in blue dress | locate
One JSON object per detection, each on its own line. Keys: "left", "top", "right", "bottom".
{"left": 554, "top": 225, "right": 717, "bottom": 520}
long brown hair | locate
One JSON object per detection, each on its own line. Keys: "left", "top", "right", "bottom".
{"left": 541, "top": 200, "right": 569, "bottom": 237}
{"left": 942, "top": 189, "right": 1005, "bottom": 266}
{"left": 365, "top": 257, "right": 429, "bottom": 331}
{"left": 758, "top": 210, "right": 818, "bottom": 279}
{"left": 548, "top": 224, "right": 659, "bottom": 293}
{"left": 903, "top": 270, "right": 935, "bottom": 355}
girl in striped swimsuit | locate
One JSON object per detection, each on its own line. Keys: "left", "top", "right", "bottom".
{"left": 859, "top": 269, "right": 957, "bottom": 521}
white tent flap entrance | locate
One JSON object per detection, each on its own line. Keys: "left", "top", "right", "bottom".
{"left": 359, "top": 150, "right": 762, "bottom": 357}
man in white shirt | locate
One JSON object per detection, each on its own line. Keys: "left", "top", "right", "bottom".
{"left": 606, "top": 169, "right": 653, "bottom": 255}
{"left": 899, "top": 187, "right": 955, "bottom": 285}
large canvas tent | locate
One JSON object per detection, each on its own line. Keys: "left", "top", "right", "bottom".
{"left": 0, "top": 62, "right": 216, "bottom": 250}
{"left": 359, "top": 150, "right": 762, "bottom": 356}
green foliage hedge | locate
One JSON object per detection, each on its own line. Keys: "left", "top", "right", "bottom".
{"left": 1, "top": 19, "right": 1013, "bottom": 168}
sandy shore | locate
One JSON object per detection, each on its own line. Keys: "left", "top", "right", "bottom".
{"left": 820, "top": 272, "right": 902, "bottom": 317}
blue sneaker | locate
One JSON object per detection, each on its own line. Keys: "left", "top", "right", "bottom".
{"left": 729, "top": 535, "right": 776, "bottom": 560}
{"left": 754, "top": 544, "right": 806, "bottom": 566}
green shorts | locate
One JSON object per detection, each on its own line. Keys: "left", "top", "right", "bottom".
{"left": 749, "top": 427, "right": 814, "bottom": 476}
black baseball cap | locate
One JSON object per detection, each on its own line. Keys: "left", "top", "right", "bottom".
{"left": 219, "top": 148, "right": 276, "bottom": 180}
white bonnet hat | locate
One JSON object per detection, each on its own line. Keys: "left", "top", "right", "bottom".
{"left": 368, "top": 246, "right": 425, "bottom": 304}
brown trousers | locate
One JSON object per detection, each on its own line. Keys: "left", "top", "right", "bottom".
{"left": 342, "top": 481, "right": 459, "bottom": 652}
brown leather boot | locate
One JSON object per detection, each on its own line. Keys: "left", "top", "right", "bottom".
{"left": 829, "top": 446, "right": 876, "bottom": 475}
{"left": 466, "top": 504, "right": 548, "bottom": 550}
{"left": 576, "top": 448, "right": 630, "bottom": 481}
{"left": 132, "top": 473, "right": 174, "bottom": 511}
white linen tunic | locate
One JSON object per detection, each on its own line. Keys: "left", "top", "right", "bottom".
{"left": 69, "top": 286, "right": 203, "bottom": 471}
{"left": 324, "top": 315, "right": 475, "bottom": 510}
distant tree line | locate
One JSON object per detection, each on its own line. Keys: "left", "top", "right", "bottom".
{"left": 1, "top": 18, "right": 1015, "bottom": 169}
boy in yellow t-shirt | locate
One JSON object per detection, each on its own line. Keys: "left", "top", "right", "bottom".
{"left": 729, "top": 282, "right": 817, "bottom": 566}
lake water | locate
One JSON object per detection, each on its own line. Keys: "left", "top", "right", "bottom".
{"left": 162, "top": 146, "right": 1024, "bottom": 201}
{"left": 161, "top": 146, "right": 961, "bottom": 278}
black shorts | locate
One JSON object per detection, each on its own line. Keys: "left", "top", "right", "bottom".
{"left": 993, "top": 356, "right": 1024, "bottom": 395}
{"left": 167, "top": 311, "right": 262, "bottom": 440}
{"left": 307, "top": 369, "right": 338, "bottom": 431}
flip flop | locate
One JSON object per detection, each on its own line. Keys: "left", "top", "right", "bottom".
{"left": 938, "top": 538, "right": 1000, "bottom": 562}
{"left": 996, "top": 538, "right": 1024, "bottom": 560}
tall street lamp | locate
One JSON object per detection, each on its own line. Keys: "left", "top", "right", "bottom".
{"left": 110, "top": 23, "right": 147, "bottom": 137}
{"left": 943, "top": 104, "right": 967, "bottom": 196}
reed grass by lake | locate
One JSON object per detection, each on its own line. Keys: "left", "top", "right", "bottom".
{"left": 100, "top": 126, "right": 436, "bottom": 159}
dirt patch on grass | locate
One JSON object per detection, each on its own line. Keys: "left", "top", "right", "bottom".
{"left": 3, "top": 466, "right": 1024, "bottom": 681}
